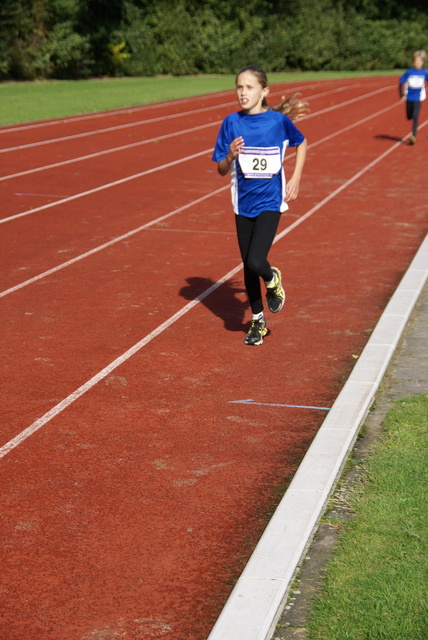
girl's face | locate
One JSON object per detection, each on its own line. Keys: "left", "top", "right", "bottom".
{"left": 235, "top": 71, "right": 269, "bottom": 114}
{"left": 413, "top": 55, "right": 424, "bottom": 69}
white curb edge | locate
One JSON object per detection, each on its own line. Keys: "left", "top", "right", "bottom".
{"left": 207, "top": 232, "right": 428, "bottom": 640}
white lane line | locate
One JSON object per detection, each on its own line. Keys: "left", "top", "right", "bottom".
{"left": 0, "top": 120, "right": 222, "bottom": 181}
{"left": 14, "top": 192, "right": 68, "bottom": 198}
{"left": 0, "top": 95, "right": 399, "bottom": 226}
{"left": 274, "top": 133, "right": 414, "bottom": 246}
{"left": 0, "top": 91, "right": 235, "bottom": 133}
{"left": 0, "top": 185, "right": 229, "bottom": 298}
{"left": 301, "top": 85, "right": 392, "bottom": 121}
{"left": 0, "top": 264, "right": 238, "bottom": 460}
{"left": 306, "top": 101, "right": 398, "bottom": 151}
{"left": 0, "top": 105, "right": 230, "bottom": 154}
{"left": 0, "top": 80, "right": 349, "bottom": 136}
{"left": 229, "top": 400, "right": 330, "bottom": 410}
{"left": 274, "top": 120, "right": 427, "bottom": 243}
{"left": 0, "top": 84, "right": 392, "bottom": 157}
{"left": 0, "top": 101, "right": 402, "bottom": 297}
{"left": 1, "top": 84, "right": 363, "bottom": 182}
{"left": 0, "top": 130, "right": 410, "bottom": 458}
{"left": 0, "top": 76, "right": 389, "bottom": 135}
{"left": 0, "top": 147, "right": 213, "bottom": 225}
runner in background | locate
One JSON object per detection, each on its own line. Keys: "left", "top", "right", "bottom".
{"left": 212, "top": 65, "right": 307, "bottom": 346}
{"left": 399, "top": 49, "right": 428, "bottom": 145}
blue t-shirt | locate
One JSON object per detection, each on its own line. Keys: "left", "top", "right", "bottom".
{"left": 212, "top": 109, "right": 305, "bottom": 218}
{"left": 399, "top": 67, "right": 428, "bottom": 102}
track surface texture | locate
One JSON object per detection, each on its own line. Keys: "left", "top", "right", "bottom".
{"left": 1, "top": 77, "right": 427, "bottom": 640}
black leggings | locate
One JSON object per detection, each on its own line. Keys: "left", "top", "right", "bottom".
{"left": 406, "top": 100, "right": 422, "bottom": 136}
{"left": 235, "top": 210, "right": 281, "bottom": 315}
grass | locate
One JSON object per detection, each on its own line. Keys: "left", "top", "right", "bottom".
{"left": 306, "top": 394, "right": 428, "bottom": 640}
{"left": 0, "top": 69, "right": 401, "bottom": 126}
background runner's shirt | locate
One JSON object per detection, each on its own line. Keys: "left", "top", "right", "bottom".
{"left": 212, "top": 110, "right": 305, "bottom": 218}
{"left": 399, "top": 67, "right": 428, "bottom": 102}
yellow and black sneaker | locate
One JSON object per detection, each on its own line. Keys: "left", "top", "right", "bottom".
{"left": 244, "top": 318, "right": 270, "bottom": 346}
{"left": 266, "top": 267, "right": 285, "bottom": 313}
{"left": 409, "top": 135, "right": 416, "bottom": 145}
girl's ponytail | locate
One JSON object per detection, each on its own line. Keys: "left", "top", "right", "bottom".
{"left": 270, "top": 93, "right": 310, "bottom": 121}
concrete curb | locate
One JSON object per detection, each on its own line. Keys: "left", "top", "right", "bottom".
{"left": 207, "top": 232, "right": 428, "bottom": 640}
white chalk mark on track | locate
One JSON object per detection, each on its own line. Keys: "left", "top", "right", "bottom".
{"left": 229, "top": 399, "right": 330, "bottom": 410}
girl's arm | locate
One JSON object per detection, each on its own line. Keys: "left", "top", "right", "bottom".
{"left": 217, "top": 136, "right": 244, "bottom": 176}
{"left": 285, "top": 138, "right": 307, "bottom": 202}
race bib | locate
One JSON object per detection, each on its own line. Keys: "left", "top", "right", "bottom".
{"left": 408, "top": 75, "right": 425, "bottom": 89}
{"left": 238, "top": 146, "right": 282, "bottom": 179}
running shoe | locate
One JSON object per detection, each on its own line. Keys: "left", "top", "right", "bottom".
{"left": 266, "top": 267, "right": 285, "bottom": 313}
{"left": 244, "top": 318, "right": 270, "bottom": 346}
{"left": 410, "top": 135, "right": 416, "bottom": 145}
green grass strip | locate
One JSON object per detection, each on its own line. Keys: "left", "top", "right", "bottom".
{"left": 0, "top": 70, "right": 400, "bottom": 126}
{"left": 307, "top": 394, "right": 428, "bottom": 640}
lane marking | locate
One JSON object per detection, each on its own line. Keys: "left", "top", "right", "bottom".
{"left": 0, "top": 106, "right": 227, "bottom": 154}
{"left": 229, "top": 399, "right": 330, "bottom": 410}
{"left": 0, "top": 186, "right": 229, "bottom": 298}
{"left": 299, "top": 85, "right": 392, "bottom": 120}
{"left": 0, "top": 103, "right": 408, "bottom": 298}
{"left": 0, "top": 77, "right": 390, "bottom": 137}
{"left": 0, "top": 125, "right": 415, "bottom": 457}
{"left": 0, "top": 120, "right": 223, "bottom": 181}
{"left": 0, "top": 96, "right": 399, "bottom": 228}
{"left": 303, "top": 101, "right": 398, "bottom": 152}
{"left": 2, "top": 82, "right": 374, "bottom": 182}
{"left": 1, "top": 87, "right": 394, "bottom": 182}
{"left": 0, "top": 85, "right": 392, "bottom": 158}
{"left": 0, "top": 80, "right": 362, "bottom": 137}
{"left": 0, "top": 265, "right": 238, "bottom": 459}
{"left": 0, "top": 91, "right": 236, "bottom": 133}
{"left": 0, "top": 147, "right": 213, "bottom": 225}
{"left": 14, "top": 192, "right": 68, "bottom": 198}
{"left": 273, "top": 121, "right": 427, "bottom": 246}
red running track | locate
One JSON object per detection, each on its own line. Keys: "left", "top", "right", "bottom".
{"left": 1, "top": 77, "right": 427, "bottom": 640}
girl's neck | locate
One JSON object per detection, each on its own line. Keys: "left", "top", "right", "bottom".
{"left": 243, "top": 106, "right": 268, "bottom": 115}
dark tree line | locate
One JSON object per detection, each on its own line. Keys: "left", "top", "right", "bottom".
{"left": 1, "top": 0, "right": 427, "bottom": 81}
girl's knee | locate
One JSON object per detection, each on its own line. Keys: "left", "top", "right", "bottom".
{"left": 246, "top": 256, "right": 264, "bottom": 275}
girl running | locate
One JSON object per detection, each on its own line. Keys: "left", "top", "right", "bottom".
{"left": 212, "top": 65, "right": 307, "bottom": 345}
{"left": 399, "top": 49, "right": 428, "bottom": 145}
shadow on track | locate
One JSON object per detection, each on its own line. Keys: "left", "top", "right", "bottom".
{"left": 179, "top": 277, "right": 249, "bottom": 333}
{"left": 375, "top": 134, "right": 404, "bottom": 142}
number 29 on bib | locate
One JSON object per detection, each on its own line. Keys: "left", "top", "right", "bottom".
{"left": 238, "top": 146, "right": 282, "bottom": 179}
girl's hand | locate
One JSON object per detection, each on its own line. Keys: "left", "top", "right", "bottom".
{"left": 217, "top": 137, "right": 244, "bottom": 176}
{"left": 285, "top": 175, "right": 300, "bottom": 202}
{"left": 227, "top": 136, "right": 245, "bottom": 162}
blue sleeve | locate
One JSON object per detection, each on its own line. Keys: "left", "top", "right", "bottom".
{"left": 212, "top": 118, "right": 231, "bottom": 162}
{"left": 284, "top": 116, "right": 305, "bottom": 147}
